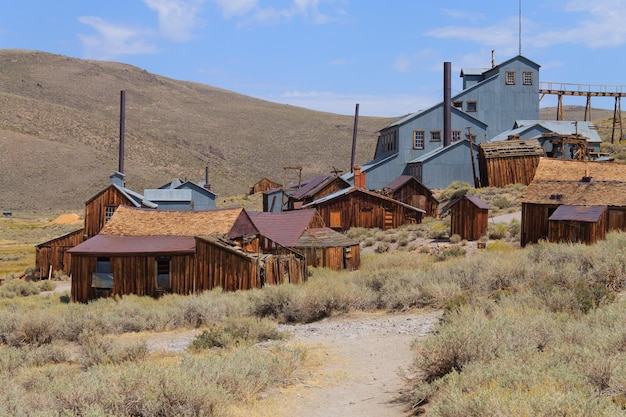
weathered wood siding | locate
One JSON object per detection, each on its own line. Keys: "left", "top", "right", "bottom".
{"left": 264, "top": 255, "right": 307, "bottom": 285}
{"left": 521, "top": 203, "right": 555, "bottom": 246}
{"left": 84, "top": 186, "right": 136, "bottom": 238}
{"left": 391, "top": 187, "right": 438, "bottom": 218}
{"left": 298, "top": 244, "right": 360, "bottom": 271}
{"left": 250, "top": 178, "right": 281, "bottom": 195}
{"left": 450, "top": 199, "right": 489, "bottom": 241}
{"left": 548, "top": 214, "right": 606, "bottom": 245}
{"left": 315, "top": 192, "right": 422, "bottom": 232}
{"left": 195, "top": 239, "right": 260, "bottom": 291}
{"left": 36, "top": 229, "right": 84, "bottom": 278}
{"left": 71, "top": 254, "right": 193, "bottom": 302}
{"left": 479, "top": 155, "right": 541, "bottom": 187}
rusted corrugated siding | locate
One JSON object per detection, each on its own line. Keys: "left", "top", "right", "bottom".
{"left": 36, "top": 228, "right": 84, "bottom": 278}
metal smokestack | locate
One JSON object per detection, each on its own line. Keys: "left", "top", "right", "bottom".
{"left": 350, "top": 103, "right": 359, "bottom": 173}
{"left": 443, "top": 62, "right": 451, "bottom": 147}
{"left": 119, "top": 90, "right": 126, "bottom": 174}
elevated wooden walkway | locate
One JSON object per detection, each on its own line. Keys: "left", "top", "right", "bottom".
{"left": 540, "top": 82, "right": 626, "bottom": 142}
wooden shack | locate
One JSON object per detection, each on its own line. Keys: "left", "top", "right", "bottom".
{"left": 68, "top": 206, "right": 307, "bottom": 302}
{"left": 249, "top": 177, "right": 281, "bottom": 195}
{"left": 35, "top": 228, "right": 84, "bottom": 279}
{"left": 302, "top": 186, "right": 425, "bottom": 232}
{"left": 286, "top": 174, "right": 351, "bottom": 209}
{"left": 478, "top": 139, "right": 545, "bottom": 187}
{"left": 547, "top": 205, "right": 607, "bottom": 245}
{"left": 519, "top": 158, "right": 626, "bottom": 246}
{"left": 443, "top": 195, "right": 490, "bottom": 241}
{"left": 380, "top": 175, "right": 439, "bottom": 218}
{"left": 250, "top": 209, "right": 360, "bottom": 271}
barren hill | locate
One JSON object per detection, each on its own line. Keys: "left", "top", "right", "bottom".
{"left": 0, "top": 49, "right": 618, "bottom": 213}
{"left": 0, "top": 49, "right": 394, "bottom": 213}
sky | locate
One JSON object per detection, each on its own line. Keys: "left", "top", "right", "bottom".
{"left": 1, "top": 0, "right": 625, "bottom": 117}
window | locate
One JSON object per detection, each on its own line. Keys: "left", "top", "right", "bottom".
{"left": 105, "top": 206, "right": 117, "bottom": 222}
{"left": 466, "top": 101, "right": 477, "bottom": 112}
{"left": 379, "top": 131, "right": 397, "bottom": 153}
{"left": 452, "top": 130, "right": 462, "bottom": 142}
{"left": 523, "top": 71, "right": 533, "bottom": 85}
{"left": 156, "top": 257, "right": 171, "bottom": 290}
{"left": 505, "top": 71, "right": 516, "bottom": 85}
{"left": 92, "top": 257, "right": 113, "bottom": 289}
{"left": 330, "top": 210, "right": 341, "bottom": 228}
{"left": 452, "top": 100, "right": 463, "bottom": 108}
{"left": 413, "top": 130, "right": 425, "bottom": 149}
{"left": 430, "top": 131, "right": 441, "bottom": 142}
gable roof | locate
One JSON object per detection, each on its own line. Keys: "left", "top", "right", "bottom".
{"left": 248, "top": 209, "right": 320, "bottom": 247}
{"left": 290, "top": 174, "right": 347, "bottom": 200}
{"left": 383, "top": 175, "right": 434, "bottom": 195}
{"left": 491, "top": 120, "right": 602, "bottom": 143}
{"left": 302, "top": 186, "right": 426, "bottom": 213}
{"left": 549, "top": 205, "right": 607, "bottom": 222}
{"left": 296, "top": 228, "right": 359, "bottom": 248}
{"left": 85, "top": 183, "right": 157, "bottom": 209}
{"left": 409, "top": 138, "right": 479, "bottom": 164}
{"left": 520, "top": 158, "right": 626, "bottom": 205}
{"left": 100, "top": 206, "right": 254, "bottom": 237}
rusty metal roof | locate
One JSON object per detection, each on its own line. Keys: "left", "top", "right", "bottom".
{"left": 297, "top": 228, "right": 359, "bottom": 248}
{"left": 549, "top": 205, "right": 607, "bottom": 222}
{"left": 290, "top": 174, "right": 345, "bottom": 200}
{"left": 68, "top": 235, "right": 196, "bottom": 256}
{"left": 249, "top": 209, "right": 318, "bottom": 247}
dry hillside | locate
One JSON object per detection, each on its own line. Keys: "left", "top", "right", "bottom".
{"left": 0, "top": 49, "right": 394, "bottom": 213}
{"left": 0, "top": 49, "right": 619, "bottom": 213}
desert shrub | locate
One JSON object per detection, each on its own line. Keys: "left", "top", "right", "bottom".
{"left": 397, "top": 237, "right": 409, "bottom": 247}
{"left": 434, "top": 246, "right": 466, "bottom": 262}
{"left": 449, "top": 234, "right": 462, "bottom": 244}
{"left": 488, "top": 222, "right": 508, "bottom": 239}
{"left": 375, "top": 241, "right": 390, "bottom": 253}
{"left": 507, "top": 218, "right": 521, "bottom": 239}
{"left": 248, "top": 284, "right": 298, "bottom": 319}
{"left": 0, "top": 279, "right": 40, "bottom": 298}
{"left": 492, "top": 196, "right": 514, "bottom": 209}
{"left": 5, "top": 310, "right": 62, "bottom": 347}
{"left": 37, "top": 280, "right": 56, "bottom": 292}
{"left": 190, "top": 316, "right": 284, "bottom": 350}
{"left": 438, "top": 181, "right": 473, "bottom": 201}
{"left": 428, "top": 222, "right": 448, "bottom": 239}
{"left": 78, "top": 331, "right": 146, "bottom": 369}
{"left": 362, "top": 237, "right": 375, "bottom": 247}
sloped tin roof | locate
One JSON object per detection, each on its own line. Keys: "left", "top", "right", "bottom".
{"left": 68, "top": 234, "right": 196, "bottom": 256}
{"left": 549, "top": 205, "right": 607, "bottom": 222}
{"left": 248, "top": 209, "right": 318, "bottom": 247}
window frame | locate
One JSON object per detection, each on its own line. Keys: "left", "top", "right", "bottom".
{"left": 413, "top": 130, "right": 425, "bottom": 149}
{"left": 505, "top": 71, "right": 516, "bottom": 85}
{"left": 105, "top": 205, "right": 117, "bottom": 222}
{"left": 466, "top": 101, "right": 477, "bottom": 112}
{"left": 430, "top": 130, "right": 442, "bottom": 142}
{"left": 451, "top": 130, "right": 462, "bottom": 142}
{"left": 523, "top": 71, "right": 533, "bottom": 85}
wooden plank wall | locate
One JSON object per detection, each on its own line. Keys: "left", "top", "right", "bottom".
{"left": 450, "top": 199, "right": 488, "bottom": 241}
{"left": 548, "top": 215, "right": 606, "bottom": 245}
{"left": 84, "top": 188, "right": 135, "bottom": 238}
{"left": 480, "top": 156, "right": 541, "bottom": 188}
{"left": 316, "top": 192, "right": 422, "bottom": 232}
{"left": 196, "top": 240, "right": 260, "bottom": 291}
{"left": 521, "top": 203, "right": 553, "bottom": 246}
{"left": 36, "top": 229, "right": 84, "bottom": 278}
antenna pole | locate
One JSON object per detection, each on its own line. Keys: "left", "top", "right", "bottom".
{"left": 519, "top": 0, "right": 522, "bottom": 55}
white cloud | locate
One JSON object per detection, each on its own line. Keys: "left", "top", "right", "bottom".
{"left": 77, "top": 16, "right": 158, "bottom": 60}
{"left": 213, "top": 0, "right": 257, "bottom": 17}
{"left": 215, "top": 0, "right": 332, "bottom": 25}
{"left": 440, "top": 8, "right": 485, "bottom": 23}
{"left": 144, "top": 0, "right": 207, "bottom": 41}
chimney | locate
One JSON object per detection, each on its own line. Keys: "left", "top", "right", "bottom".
{"left": 353, "top": 165, "right": 366, "bottom": 189}
{"left": 443, "top": 62, "right": 452, "bottom": 147}
{"left": 110, "top": 171, "right": 125, "bottom": 188}
{"left": 351, "top": 103, "right": 359, "bottom": 172}
{"left": 204, "top": 166, "right": 211, "bottom": 190}
{"left": 119, "top": 90, "right": 125, "bottom": 174}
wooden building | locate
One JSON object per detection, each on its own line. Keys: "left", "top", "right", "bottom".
{"left": 547, "top": 205, "right": 607, "bottom": 245}
{"left": 35, "top": 228, "right": 84, "bottom": 279}
{"left": 302, "top": 186, "right": 425, "bottom": 232}
{"left": 250, "top": 209, "right": 361, "bottom": 271}
{"left": 379, "top": 175, "right": 439, "bottom": 218}
{"left": 443, "top": 195, "right": 490, "bottom": 241}
{"left": 519, "top": 158, "right": 626, "bottom": 246}
{"left": 249, "top": 177, "right": 281, "bottom": 195}
{"left": 478, "top": 139, "right": 545, "bottom": 187}
{"left": 286, "top": 174, "right": 351, "bottom": 209}
{"left": 68, "top": 206, "right": 306, "bottom": 303}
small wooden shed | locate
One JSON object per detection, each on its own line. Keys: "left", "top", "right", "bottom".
{"left": 250, "top": 177, "right": 281, "bottom": 195}
{"left": 286, "top": 174, "right": 351, "bottom": 209}
{"left": 519, "top": 158, "right": 626, "bottom": 246}
{"left": 35, "top": 228, "right": 84, "bottom": 279}
{"left": 478, "top": 139, "right": 545, "bottom": 187}
{"left": 380, "top": 175, "right": 439, "bottom": 218}
{"left": 444, "top": 195, "right": 490, "bottom": 241}
{"left": 302, "top": 186, "right": 425, "bottom": 232}
{"left": 548, "top": 205, "right": 607, "bottom": 245}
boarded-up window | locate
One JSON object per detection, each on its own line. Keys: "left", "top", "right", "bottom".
{"left": 156, "top": 257, "right": 171, "bottom": 289}
{"left": 330, "top": 210, "right": 341, "bottom": 228}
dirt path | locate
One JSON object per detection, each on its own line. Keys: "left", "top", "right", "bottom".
{"left": 258, "top": 309, "right": 443, "bottom": 417}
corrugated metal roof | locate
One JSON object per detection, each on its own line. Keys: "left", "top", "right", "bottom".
{"left": 290, "top": 175, "right": 337, "bottom": 200}
{"left": 68, "top": 235, "right": 196, "bottom": 256}
{"left": 249, "top": 209, "right": 317, "bottom": 247}
{"left": 302, "top": 186, "right": 426, "bottom": 213}
{"left": 143, "top": 188, "right": 193, "bottom": 202}
{"left": 100, "top": 206, "right": 249, "bottom": 237}
{"left": 549, "top": 205, "right": 607, "bottom": 222}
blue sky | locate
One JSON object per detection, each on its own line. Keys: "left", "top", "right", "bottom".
{"left": 1, "top": 0, "right": 625, "bottom": 117}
